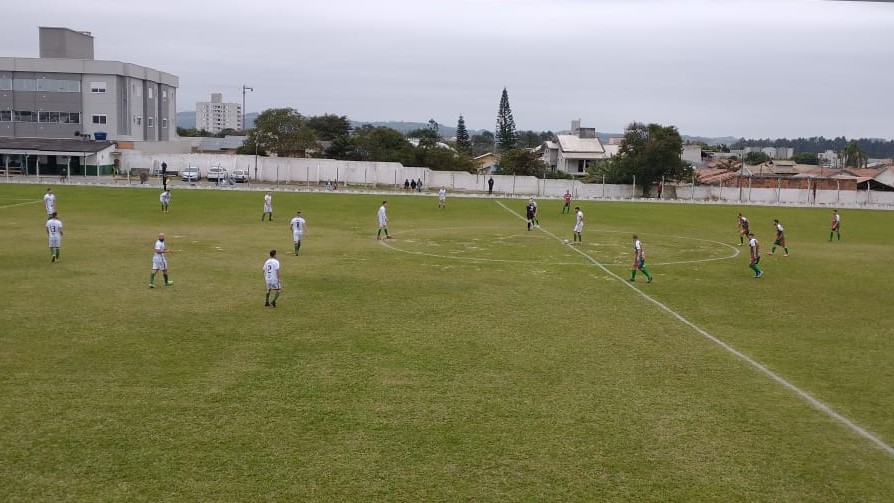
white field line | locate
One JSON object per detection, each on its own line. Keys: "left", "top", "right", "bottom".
{"left": 0, "top": 199, "right": 41, "bottom": 210}
{"left": 495, "top": 200, "right": 894, "bottom": 458}
{"left": 381, "top": 226, "right": 738, "bottom": 267}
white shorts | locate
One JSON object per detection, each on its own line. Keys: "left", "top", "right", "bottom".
{"left": 264, "top": 204, "right": 272, "bottom": 212}
{"left": 293, "top": 231, "right": 303, "bottom": 242}
{"left": 48, "top": 236, "right": 61, "bottom": 248}
{"left": 266, "top": 280, "right": 281, "bottom": 290}
{"left": 152, "top": 254, "right": 168, "bottom": 270}
{"left": 574, "top": 224, "right": 583, "bottom": 233}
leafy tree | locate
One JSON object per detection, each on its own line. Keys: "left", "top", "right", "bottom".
{"left": 455, "top": 115, "right": 473, "bottom": 156}
{"left": 497, "top": 148, "right": 548, "bottom": 177}
{"left": 176, "top": 127, "right": 212, "bottom": 137}
{"left": 407, "top": 127, "right": 441, "bottom": 149}
{"left": 250, "top": 108, "right": 317, "bottom": 157}
{"left": 614, "top": 122, "right": 689, "bottom": 193}
{"left": 472, "top": 131, "right": 495, "bottom": 156}
{"left": 744, "top": 151, "right": 771, "bottom": 165}
{"left": 428, "top": 119, "right": 439, "bottom": 134}
{"left": 495, "top": 88, "right": 517, "bottom": 152}
{"left": 792, "top": 152, "right": 818, "bottom": 165}
{"left": 843, "top": 140, "right": 868, "bottom": 168}
{"left": 306, "top": 114, "right": 351, "bottom": 141}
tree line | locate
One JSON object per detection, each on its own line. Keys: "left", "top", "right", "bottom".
{"left": 733, "top": 136, "right": 894, "bottom": 159}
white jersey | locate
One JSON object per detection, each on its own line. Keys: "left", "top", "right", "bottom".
{"left": 290, "top": 216, "right": 306, "bottom": 239}
{"left": 438, "top": 188, "right": 446, "bottom": 201}
{"left": 377, "top": 205, "right": 388, "bottom": 227}
{"left": 263, "top": 194, "right": 272, "bottom": 212}
{"left": 263, "top": 258, "right": 280, "bottom": 286}
{"left": 46, "top": 218, "right": 63, "bottom": 247}
{"left": 574, "top": 210, "right": 584, "bottom": 233}
{"left": 152, "top": 239, "right": 168, "bottom": 270}
{"left": 634, "top": 239, "right": 644, "bottom": 259}
{"left": 160, "top": 191, "right": 171, "bottom": 203}
{"left": 44, "top": 193, "right": 56, "bottom": 214}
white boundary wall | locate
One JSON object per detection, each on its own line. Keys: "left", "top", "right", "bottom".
{"left": 118, "top": 152, "right": 894, "bottom": 207}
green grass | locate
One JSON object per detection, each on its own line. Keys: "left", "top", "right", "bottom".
{"left": 1, "top": 184, "right": 893, "bottom": 502}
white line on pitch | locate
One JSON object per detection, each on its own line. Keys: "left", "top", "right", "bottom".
{"left": 495, "top": 200, "right": 894, "bottom": 458}
{"left": 0, "top": 199, "right": 41, "bottom": 210}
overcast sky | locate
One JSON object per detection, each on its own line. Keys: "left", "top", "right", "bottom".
{"left": 4, "top": 0, "right": 893, "bottom": 139}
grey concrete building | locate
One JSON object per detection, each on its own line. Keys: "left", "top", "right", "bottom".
{"left": 0, "top": 27, "right": 179, "bottom": 144}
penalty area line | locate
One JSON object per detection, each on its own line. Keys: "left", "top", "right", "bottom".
{"left": 494, "top": 200, "right": 894, "bottom": 458}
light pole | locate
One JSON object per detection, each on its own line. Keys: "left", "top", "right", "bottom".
{"left": 242, "top": 84, "right": 255, "bottom": 182}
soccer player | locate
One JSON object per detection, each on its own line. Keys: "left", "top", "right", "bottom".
{"left": 149, "top": 233, "right": 173, "bottom": 288}
{"left": 770, "top": 219, "right": 789, "bottom": 256}
{"left": 262, "top": 192, "right": 273, "bottom": 221}
{"left": 562, "top": 190, "right": 572, "bottom": 214}
{"left": 438, "top": 186, "right": 447, "bottom": 209}
{"left": 46, "top": 211, "right": 63, "bottom": 262}
{"left": 748, "top": 232, "right": 763, "bottom": 278}
{"left": 289, "top": 211, "right": 307, "bottom": 255}
{"left": 737, "top": 213, "right": 750, "bottom": 246}
{"left": 160, "top": 189, "right": 171, "bottom": 213}
{"left": 43, "top": 188, "right": 56, "bottom": 219}
{"left": 376, "top": 201, "right": 392, "bottom": 240}
{"left": 525, "top": 199, "right": 537, "bottom": 231}
{"left": 830, "top": 209, "right": 841, "bottom": 241}
{"left": 530, "top": 198, "right": 540, "bottom": 227}
{"left": 572, "top": 206, "right": 584, "bottom": 244}
{"left": 629, "top": 234, "right": 653, "bottom": 283}
{"left": 263, "top": 249, "right": 281, "bottom": 307}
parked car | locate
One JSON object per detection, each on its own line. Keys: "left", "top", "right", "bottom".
{"left": 232, "top": 169, "right": 249, "bottom": 183}
{"left": 207, "top": 166, "right": 228, "bottom": 182}
{"left": 181, "top": 166, "right": 200, "bottom": 182}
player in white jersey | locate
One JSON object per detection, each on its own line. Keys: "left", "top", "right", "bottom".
{"left": 262, "top": 192, "right": 273, "bottom": 221}
{"left": 629, "top": 234, "right": 653, "bottom": 283}
{"left": 43, "top": 188, "right": 56, "bottom": 219}
{"left": 572, "top": 206, "right": 584, "bottom": 244}
{"left": 829, "top": 209, "right": 841, "bottom": 241}
{"left": 289, "top": 211, "right": 307, "bottom": 255}
{"left": 46, "top": 212, "right": 63, "bottom": 262}
{"left": 160, "top": 189, "right": 171, "bottom": 213}
{"left": 376, "top": 201, "right": 392, "bottom": 240}
{"left": 149, "top": 232, "right": 173, "bottom": 288}
{"left": 263, "top": 249, "right": 281, "bottom": 307}
{"left": 438, "top": 187, "right": 447, "bottom": 209}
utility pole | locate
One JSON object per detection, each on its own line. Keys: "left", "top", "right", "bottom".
{"left": 241, "top": 85, "right": 253, "bottom": 131}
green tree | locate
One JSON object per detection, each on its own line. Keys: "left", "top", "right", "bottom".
{"left": 495, "top": 88, "right": 517, "bottom": 152}
{"left": 614, "top": 122, "right": 689, "bottom": 193}
{"left": 250, "top": 108, "right": 317, "bottom": 157}
{"left": 306, "top": 114, "right": 351, "bottom": 141}
{"left": 176, "top": 127, "right": 212, "bottom": 137}
{"left": 454, "top": 115, "right": 473, "bottom": 156}
{"left": 472, "top": 131, "right": 495, "bottom": 156}
{"left": 744, "top": 151, "right": 771, "bottom": 165}
{"left": 842, "top": 140, "right": 868, "bottom": 168}
{"left": 407, "top": 127, "right": 441, "bottom": 149}
{"left": 792, "top": 152, "right": 818, "bottom": 165}
{"left": 497, "top": 148, "right": 548, "bottom": 177}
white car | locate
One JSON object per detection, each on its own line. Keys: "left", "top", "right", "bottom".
{"left": 181, "top": 166, "right": 200, "bottom": 182}
{"left": 207, "top": 166, "right": 228, "bottom": 182}
{"left": 232, "top": 169, "right": 249, "bottom": 183}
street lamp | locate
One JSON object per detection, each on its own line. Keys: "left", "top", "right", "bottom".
{"left": 241, "top": 84, "right": 253, "bottom": 131}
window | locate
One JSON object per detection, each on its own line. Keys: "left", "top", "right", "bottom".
{"left": 90, "top": 82, "right": 107, "bottom": 93}
{"left": 13, "top": 79, "right": 37, "bottom": 92}
{"left": 135, "top": 115, "right": 142, "bottom": 126}
{"left": 147, "top": 116, "right": 154, "bottom": 127}
{"left": 14, "top": 111, "right": 36, "bottom": 122}
{"left": 162, "top": 89, "right": 167, "bottom": 99}
{"left": 0, "top": 110, "right": 11, "bottom": 122}
{"left": 65, "top": 112, "right": 81, "bottom": 124}
{"left": 577, "top": 159, "right": 590, "bottom": 172}
{"left": 92, "top": 114, "right": 107, "bottom": 125}
{"left": 133, "top": 83, "right": 141, "bottom": 97}
{"left": 38, "top": 111, "right": 60, "bottom": 123}
{"left": 0, "top": 77, "right": 13, "bottom": 90}
{"left": 148, "top": 87, "right": 153, "bottom": 99}
{"left": 162, "top": 118, "right": 168, "bottom": 128}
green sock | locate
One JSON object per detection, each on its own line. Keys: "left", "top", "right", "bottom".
{"left": 377, "top": 229, "right": 382, "bottom": 237}
{"left": 272, "top": 291, "right": 280, "bottom": 302}
{"left": 740, "top": 236, "right": 744, "bottom": 244}
{"left": 631, "top": 270, "right": 637, "bottom": 280}
{"left": 771, "top": 246, "right": 776, "bottom": 253}
{"left": 163, "top": 274, "right": 169, "bottom": 284}
{"left": 55, "top": 249, "right": 59, "bottom": 260}
{"left": 784, "top": 248, "right": 789, "bottom": 254}
{"left": 150, "top": 273, "right": 156, "bottom": 285}
{"left": 829, "top": 232, "right": 833, "bottom": 240}
{"left": 294, "top": 243, "right": 299, "bottom": 254}
{"left": 641, "top": 267, "right": 652, "bottom": 281}
{"left": 265, "top": 292, "right": 270, "bottom": 303}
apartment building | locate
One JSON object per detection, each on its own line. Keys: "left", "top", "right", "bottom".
{"left": 196, "top": 93, "right": 242, "bottom": 134}
{"left": 0, "top": 27, "right": 179, "bottom": 143}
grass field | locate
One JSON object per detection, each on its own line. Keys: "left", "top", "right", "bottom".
{"left": 1, "top": 183, "right": 893, "bottom": 502}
